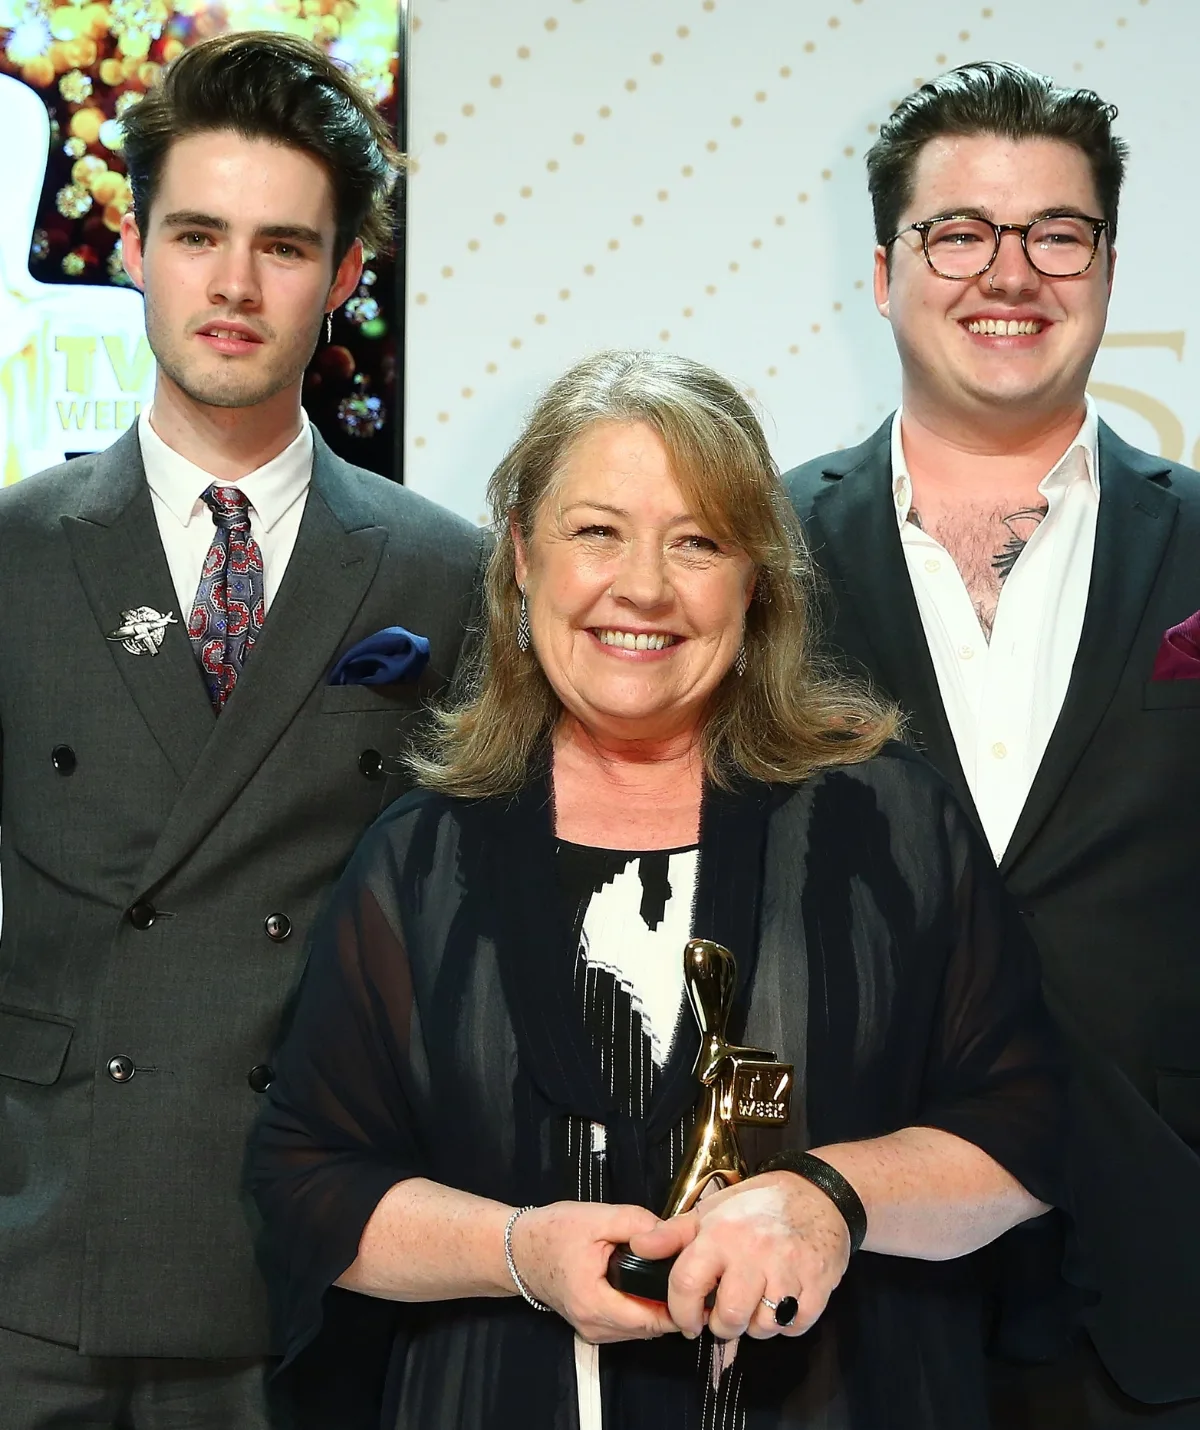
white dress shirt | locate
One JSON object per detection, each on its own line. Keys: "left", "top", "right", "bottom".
{"left": 892, "top": 399, "right": 1100, "bottom": 862}
{"left": 138, "top": 408, "right": 313, "bottom": 617}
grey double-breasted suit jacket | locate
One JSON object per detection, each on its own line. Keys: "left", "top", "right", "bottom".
{"left": 0, "top": 424, "right": 486, "bottom": 1359}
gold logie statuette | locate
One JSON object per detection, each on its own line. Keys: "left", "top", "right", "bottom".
{"left": 607, "top": 938, "right": 794, "bottom": 1302}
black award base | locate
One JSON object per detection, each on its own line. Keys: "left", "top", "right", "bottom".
{"left": 606, "top": 1243, "right": 676, "bottom": 1303}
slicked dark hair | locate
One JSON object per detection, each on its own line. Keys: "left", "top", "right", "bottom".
{"left": 866, "top": 61, "right": 1129, "bottom": 252}
{"left": 121, "top": 30, "right": 400, "bottom": 266}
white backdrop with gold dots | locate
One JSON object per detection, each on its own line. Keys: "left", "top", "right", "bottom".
{"left": 402, "top": 0, "right": 1200, "bottom": 523}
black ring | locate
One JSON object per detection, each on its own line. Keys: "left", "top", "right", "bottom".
{"left": 773, "top": 1296, "right": 799, "bottom": 1327}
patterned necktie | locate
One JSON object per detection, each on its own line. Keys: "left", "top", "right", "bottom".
{"left": 187, "top": 484, "right": 266, "bottom": 711}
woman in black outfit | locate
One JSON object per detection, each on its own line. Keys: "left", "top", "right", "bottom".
{"left": 250, "top": 351, "right": 1063, "bottom": 1430}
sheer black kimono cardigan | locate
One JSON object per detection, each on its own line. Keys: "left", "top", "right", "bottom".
{"left": 249, "top": 743, "right": 1064, "bottom": 1430}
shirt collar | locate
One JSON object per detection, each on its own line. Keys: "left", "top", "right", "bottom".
{"left": 890, "top": 396, "right": 1101, "bottom": 529}
{"left": 138, "top": 407, "right": 314, "bottom": 533}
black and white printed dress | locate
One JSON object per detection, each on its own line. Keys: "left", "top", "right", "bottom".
{"left": 556, "top": 840, "right": 747, "bottom": 1430}
{"left": 253, "top": 748, "right": 1066, "bottom": 1430}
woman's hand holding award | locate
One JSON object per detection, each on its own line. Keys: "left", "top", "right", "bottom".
{"left": 606, "top": 938, "right": 794, "bottom": 1303}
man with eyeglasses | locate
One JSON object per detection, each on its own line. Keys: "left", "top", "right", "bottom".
{"left": 786, "top": 61, "right": 1200, "bottom": 1430}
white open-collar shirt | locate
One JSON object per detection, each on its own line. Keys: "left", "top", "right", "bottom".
{"left": 891, "top": 398, "right": 1101, "bottom": 863}
{"left": 138, "top": 407, "right": 314, "bottom": 617}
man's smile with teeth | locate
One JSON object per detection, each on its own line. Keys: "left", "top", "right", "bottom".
{"left": 595, "top": 629, "right": 679, "bottom": 651}
{"left": 964, "top": 318, "right": 1045, "bottom": 335}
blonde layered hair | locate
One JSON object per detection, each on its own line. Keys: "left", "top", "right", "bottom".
{"left": 413, "top": 350, "right": 898, "bottom": 797}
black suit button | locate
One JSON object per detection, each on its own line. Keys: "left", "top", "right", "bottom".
{"left": 107, "top": 1055, "right": 135, "bottom": 1083}
{"left": 264, "top": 913, "right": 292, "bottom": 943}
{"left": 51, "top": 745, "right": 77, "bottom": 775}
{"left": 248, "top": 1064, "right": 273, "bottom": 1094}
{"left": 127, "top": 901, "right": 156, "bottom": 930}
{"left": 358, "top": 749, "right": 385, "bottom": 780}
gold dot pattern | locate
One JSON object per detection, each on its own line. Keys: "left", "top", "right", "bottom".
{"left": 409, "top": 1, "right": 1158, "bottom": 453}
{"left": 750, "top": 2, "right": 1155, "bottom": 387}
{"left": 411, "top": 0, "right": 869, "bottom": 441}
{"left": 410, "top": 1, "right": 731, "bottom": 298}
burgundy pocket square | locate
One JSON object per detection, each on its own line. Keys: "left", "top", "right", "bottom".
{"left": 1151, "top": 611, "right": 1200, "bottom": 681}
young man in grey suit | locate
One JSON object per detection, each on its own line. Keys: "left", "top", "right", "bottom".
{"left": 0, "top": 32, "right": 484, "bottom": 1429}
{"left": 786, "top": 63, "right": 1200, "bottom": 1430}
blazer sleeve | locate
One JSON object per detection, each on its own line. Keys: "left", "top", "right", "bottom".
{"left": 1050, "top": 992, "right": 1200, "bottom": 1403}
{"left": 249, "top": 829, "right": 430, "bottom": 1365}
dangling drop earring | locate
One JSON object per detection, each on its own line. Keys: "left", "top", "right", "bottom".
{"left": 324, "top": 313, "right": 333, "bottom": 344}
{"left": 517, "top": 590, "right": 531, "bottom": 652}
{"left": 735, "top": 640, "right": 747, "bottom": 677}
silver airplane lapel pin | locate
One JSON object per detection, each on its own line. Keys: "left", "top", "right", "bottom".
{"left": 106, "top": 606, "right": 179, "bottom": 656}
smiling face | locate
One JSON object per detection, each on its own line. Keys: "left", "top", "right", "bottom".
{"left": 120, "top": 129, "right": 362, "bottom": 415}
{"left": 875, "top": 134, "right": 1114, "bottom": 430}
{"left": 512, "top": 420, "right": 756, "bottom": 748}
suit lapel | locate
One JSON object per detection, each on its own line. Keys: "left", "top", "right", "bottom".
{"left": 804, "top": 421, "right": 979, "bottom": 829}
{"left": 135, "top": 433, "right": 386, "bottom": 892}
{"left": 1000, "top": 423, "right": 1178, "bottom": 874}
{"left": 62, "top": 427, "right": 215, "bottom": 784}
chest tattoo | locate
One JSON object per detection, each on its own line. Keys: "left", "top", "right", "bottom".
{"left": 908, "top": 499, "right": 1048, "bottom": 640}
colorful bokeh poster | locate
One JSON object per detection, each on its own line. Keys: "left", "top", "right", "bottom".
{"left": 0, "top": 0, "right": 401, "bottom": 483}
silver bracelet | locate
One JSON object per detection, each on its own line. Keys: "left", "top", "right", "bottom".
{"left": 504, "top": 1206, "right": 551, "bottom": 1312}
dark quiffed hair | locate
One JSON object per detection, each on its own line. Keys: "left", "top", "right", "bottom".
{"left": 866, "top": 60, "right": 1129, "bottom": 247}
{"left": 120, "top": 30, "right": 400, "bottom": 263}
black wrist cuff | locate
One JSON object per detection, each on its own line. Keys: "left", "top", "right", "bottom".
{"left": 756, "top": 1150, "right": 869, "bottom": 1254}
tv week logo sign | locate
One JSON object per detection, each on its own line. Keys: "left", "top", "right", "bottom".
{"left": 1, "top": 74, "right": 152, "bottom": 484}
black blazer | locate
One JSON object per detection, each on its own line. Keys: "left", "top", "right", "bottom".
{"left": 0, "top": 426, "right": 486, "bottom": 1359}
{"left": 785, "top": 417, "right": 1200, "bottom": 1404}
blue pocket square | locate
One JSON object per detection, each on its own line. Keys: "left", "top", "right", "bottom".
{"left": 329, "top": 626, "right": 430, "bottom": 686}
